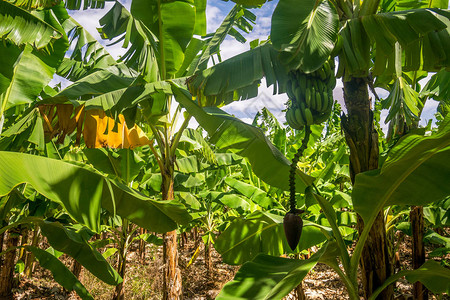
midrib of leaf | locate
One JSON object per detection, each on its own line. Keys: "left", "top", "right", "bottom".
{"left": 220, "top": 222, "right": 278, "bottom": 255}
{"left": 351, "top": 134, "right": 449, "bottom": 274}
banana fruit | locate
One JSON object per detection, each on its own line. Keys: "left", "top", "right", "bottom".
{"left": 285, "top": 59, "right": 336, "bottom": 128}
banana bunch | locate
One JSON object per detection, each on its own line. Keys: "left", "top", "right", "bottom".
{"left": 285, "top": 60, "right": 336, "bottom": 130}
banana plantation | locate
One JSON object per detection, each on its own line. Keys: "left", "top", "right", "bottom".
{"left": 0, "top": 0, "right": 449, "bottom": 299}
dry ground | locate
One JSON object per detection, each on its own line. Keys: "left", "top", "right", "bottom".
{"left": 10, "top": 231, "right": 450, "bottom": 300}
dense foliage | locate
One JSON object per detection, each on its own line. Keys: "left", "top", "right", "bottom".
{"left": 0, "top": 0, "right": 449, "bottom": 299}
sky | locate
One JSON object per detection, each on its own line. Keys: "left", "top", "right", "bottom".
{"left": 61, "top": 0, "right": 438, "bottom": 131}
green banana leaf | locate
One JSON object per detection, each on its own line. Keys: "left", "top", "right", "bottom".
{"left": 353, "top": 119, "right": 450, "bottom": 224}
{"left": 0, "top": 152, "right": 191, "bottom": 232}
{"left": 57, "top": 16, "right": 119, "bottom": 82}
{"left": 175, "top": 155, "right": 201, "bottom": 174}
{"left": 50, "top": 67, "right": 135, "bottom": 103}
{"left": 0, "top": 108, "right": 45, "bottom": 151}
{"left": 229, "top": 0, "right": 271, "bottom": 5}
{"left": 271, "top": 0, "right": 339, "bottom": 72}
{"left": 423, "top": 198, "right": 450, "bottom": 227}
{"left": 179, "top": 128, "right": 217, "bottom": 165}
{"left": 215, "top": 211, "right": 327, "bottom": 265}
{"left": 193, "top": 0, "right": 207, "bottom": 36}
{"left": 189, "top": 5, "right": 255, "bottom": 74}
{"left": 224, "top": 177, "right": 274, "bottom": 209}
{"left": 131, "top": 0, "right": 196, "bottom": 77}
{"left": 83, "top": 148, "right": 144, "bottom": 184}
{"left": 369, "top": 260, "right": 450, "bottom": 300}
{"left": 26, "top": 246, "right": 94, "bottom": 300}
{"left": 98, "top": 1, "right": 159, "bottom": 80}
{"left": 172, "top": 84, "right": 315, "bottom": 192}
{"left": 392, "top": 0, "right": 449, "bottom": 10}
{"left": 176, "top": 192, "right": 201, "bottom": 210}
{"left": 7, "top": 0, "right": 64, "bottom": 9}
{"left": 100, "top": 0, "right": 203, "bottom": 78}
{"left": 44, "top": 76, "right": 174, "bottom": 128}
{"left": 212, "top": 193, "right": 252, "bottom": 212}
{"left": 187, "top": 43, "right": 289, "bottom": 105}
{"left": 65, "top": 0, "right": 112, "bottom": 10}
{"left": 0, "top": 44, "right": 56, "bottom": 111}
{"left": 39, "top": 221, "right": 121, "bottom": 286}
{"left": 215, "top": 153, "right": 243, "bottom": 166}
{"left": 421, "top": 70, "right": 450, "bottom": 102}
{"left": 351, "top": 9, "right": 449, "bottom": 74}
{"left": 0, "top": 0, "right": 63, "bottom": 48}
{"left": 305, "top": 187, "right": 351, "bottom": 268}
{"left": 217, "top": 245, "right": 327, "bottom": 300}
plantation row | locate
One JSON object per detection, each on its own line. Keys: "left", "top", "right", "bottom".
{"left": 0, "top": 0, "right": 449, "bottom": 299}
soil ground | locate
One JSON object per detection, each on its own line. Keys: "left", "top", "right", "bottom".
{"left": 9, "top": 230, "right": 450, "bottom": 300}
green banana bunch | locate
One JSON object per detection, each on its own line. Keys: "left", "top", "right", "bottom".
{"left": 285, "top": 107, "right": 305, "bottom": 130}
{"left": 285, "top": 59, "right": 337, "bottom": 128}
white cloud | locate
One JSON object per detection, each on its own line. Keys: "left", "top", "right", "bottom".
{"left": 206, "top": 4, "right": 224, "bottom": 32}
{"left": 62, "top": 1, "right": 439, "bottom": 136}
{"left": 420, "top": 99, "right": 439, "bottom": 127}
{"left": 68, "top": 1, "right": 129, "bottom": 60}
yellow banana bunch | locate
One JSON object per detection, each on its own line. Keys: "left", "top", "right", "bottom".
{"left": 285, "top": 59, "right": 336, "bottom": 128}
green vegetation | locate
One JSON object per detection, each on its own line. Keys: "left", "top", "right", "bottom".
{"left": 0, "top": 0, "right": 449, "bottom": 299}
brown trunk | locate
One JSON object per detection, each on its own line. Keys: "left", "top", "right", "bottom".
{"left": 113, "top": 252, "right": 126, "bottom": 300}
{"left": 24, "top": 227, "right": 40, "bottom": 278}
{"left": 162, "top": 170, "right": 182, "bottom": 300}
{"left": 139, "top": 227, "right": 146, "bottom": 264}
{"left": 204, "top": 241, "right": 212, "bottom": 278}
{"left": 0, "top": 230, "right": 20, "bottom": 299}
{"left": 410, "top": 206, "right": 427, "bottom": 300}
{"left": 0, "top": 229, "right": 5, "bottom": 274}
{"left": 193, "top": 228, "right": 200, "bottom": 250}
{"left": 342, "top": 77, "right": 393, "bottom": 300}
{"left": 295, "top": 282, "right": 306, "bottom": 300}
{"left": 72, "top": 259, "right": 82, "bottom": 279}
{"left": 113, "top": 221, "right": 129, "bottom": 300}
{"left": 181, "top": 232, "right": 188, "bottom": 250}
{"left": 17, "top": 226, "right": 28, "bottom": 261}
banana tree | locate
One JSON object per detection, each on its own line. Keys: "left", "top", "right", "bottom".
{"left": 31, "top": 2, "right": 268, "bottom": 298}
{"left": 0, "top": 2, "right": 199, "bottom": 297}
{"left": 184, "top": 0, "right": 449, "bottom": 297}
{"left": 214, "top": 117, "right": 450, "bottom": 300}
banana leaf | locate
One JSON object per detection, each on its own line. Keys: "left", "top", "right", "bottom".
{"left": 26, "top": 246, "right": 94, "bottom": 300}
{"left": 172, "top": 84, "right": 315, "bottom": 192}
{"left": 0, "top": 152, "right": 191, "bottom": 232}
{"left": 217, "top": 245, "right": 328, "bottom": 299}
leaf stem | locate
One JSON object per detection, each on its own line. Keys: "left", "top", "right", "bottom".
{"left": 327, "top": 259, "right": 359, "bottom": 300}
{"left": 170, "top": 113, "right": 192, "bottom": 156}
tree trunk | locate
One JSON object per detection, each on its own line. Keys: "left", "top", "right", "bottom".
{"left": 139, "top": 227, "right": 146, "bottom": 264}
{"left": 295, "top": 282, "right": 306, "bottom": 300}
{"left": 193, "top": 228, "right": 200, "bottom": 250}
{"left": 17, "top": 226, "right": 28, "bottom": 262}
{"left": 162, "top": 169, "right": 182, "bottom": 300}
{"left": 24, "top": 227, "right": 40, "bottom": 278}
{"left": 341, "top": 77, "right": 393, "bottom": 300}
{"left": 0, "top": 229, "right": 5, "bottom": 273}
{"left": 72, "top": 259, "right": 82, "bottom": 279}
{"left": 113, "top": 250, "right": 126, "bottom": 300}
{"left": 410, "top": 206, "right": 427, "bottom": 300}
{"left": 0, "top": 230, "right": 20, "bottom": 299}
{"left": 181, "top": 232, "right": 188, "bottom": 250}
{"left": 204, "top": 241, "right": 212, "bottom": 278}
{"left": 113, "top": 221, "right": 129, "bottom": 300}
